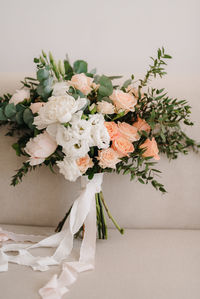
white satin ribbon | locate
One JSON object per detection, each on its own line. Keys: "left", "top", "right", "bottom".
{"left": 0, "top": 173, "right": 103, "bottom": 299}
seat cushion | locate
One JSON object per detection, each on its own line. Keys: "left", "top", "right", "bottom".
{"left": 0, "top": 225, "right": 200, "bottom": 299}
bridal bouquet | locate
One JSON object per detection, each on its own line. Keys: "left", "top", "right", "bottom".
{"left": 0, "top": 48, "right": 199, "bottom": 239}
{"left": 0, "top": 48, "right": 199, "bottom": 298}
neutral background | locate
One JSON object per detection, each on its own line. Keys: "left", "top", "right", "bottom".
{"left": 0, "top": 0, "right": 199, "bottom": 229}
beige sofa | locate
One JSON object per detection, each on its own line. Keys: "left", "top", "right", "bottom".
{"left": 0, "top": 75, "right": 200, "bottom": 299}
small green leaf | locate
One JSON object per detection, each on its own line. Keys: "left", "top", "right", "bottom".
{"left": 12, "top": 143, "right": 21, "bottom": 156}
{"left": 0, "top": 108, "right": 7, "bottom": 120}
{"left": 73, "top": 60, "right": 88, "bottom": 74}
{"left": 4, "top": 103, "right": 16, "bottom": 118}
{"left": 98, "top": 75, "right": 113, "bottom": 97}
{"left": 64, "top": 60, "right": 74, "bottom": 79}
{"left": 108, "top": 76, "right": 123, "bottom": 80}
{"left": 23, "top": 108, "right": 34, "bottom": 126}
{"left": 37, "top": 68, "right": 49, "bottom": 82}
{"left": 122, "top": 79, "right": 132, "bottom": 89}
{"left": 16, "top": 110, "right": 24, "bottom": 125}
{"left": 138, "top": 178, "right": 145, "bottom": 184}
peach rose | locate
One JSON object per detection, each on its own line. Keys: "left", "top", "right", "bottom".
{"left": 118, "top": 122, "right": 139, "bottom": 142}
{"left": 112, "top": 136, "right": 134, "bottom": 157}
{"left": 133, "top": 117, "right": 151, "bottom": 133}
{"left": 70, "top": 73, "right": 94, "bottom": 95}
{"left": 76, "top": 154, "right": 94, "bottom": 174}
{"left": 97, "top": 101, "right": 115, "bottom": 114}
{"left": 24, "top": 131, "right": 57, "bottom": 166}
{"left": 98, "top": 148, "right": 120, "bottom": 169}
{"left": 140, "top": 137, "right": 160, "bottom": 160}
{"left": 104, "top": 121, "right": 121, "bottom": 141}
{"left": 30, "top": 102, "right": 45, "bottom": 114}
{"left": 110, "top": 90, "right": 137, "bottom": 112}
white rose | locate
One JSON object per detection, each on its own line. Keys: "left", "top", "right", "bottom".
{"left": 90, "top": 124, "right": 110, "bottom": 149}
{"left": 89, "top": 114, "right": 110, "bottom": 149}
{"left": 9, "top": 89, "right": 30, "bottom": 105}
{"left": 33, "top": 95, "right": 87, "bottom": 129}
{"left": 52, "top": 82, "right": 69, "bottom": 96}
{"left": 57, "top": 158, "right": 81, "bottom": 182}
{"left": 63, "top": 139, "right": 90, "bottom": 159}
{"left": 70, "top": 112, "right": 92, "bottom": 141}
{"left": 47, "top": 123, "right": 89, "bottom": 159}
{"left": 97, "top": 101, "right": 115, "bottom": 114}
{"left": 24, "top": 131, "right": 57, "bottom": 166}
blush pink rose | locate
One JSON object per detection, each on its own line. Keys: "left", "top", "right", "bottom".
{"left": 112, "top": 136, "right": 134, "bottom": 157}
{"left": 98, "top": 148, "right": 120, "bottom": 169}
{"left": 70, "top": 73, "right": 94, "bottom": 95}
{"left": 76, "top": 154, "right": 94, "bottom": 174}
{"left": 9, "top": 89, "right": 30, "bottom": 105}
{"left": 97, "top": 101, "right": 115, "bottom": 114}
{"left": 140, "top": 137, "right": 160, "bottom": 160}
{"left": 104, "top": 121, "right": 121, "bottom": 141}
{"left": 30, "top": 102, "right": 45, "bottom": 114}
{"left": 118, "top": 122, "right": 139, "bottom": 142}
{"left": 110, "top": 90, "right": 137, "bottom": 112}
{"left": 133, "top": 117, "right": 151, "bottom": 133}
{"left": 24, "top": 131, "right": 57, "bottom": 166}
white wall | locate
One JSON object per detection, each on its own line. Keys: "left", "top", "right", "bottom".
{"left": 0, "top": 0, "right": 200, "bottom": 228}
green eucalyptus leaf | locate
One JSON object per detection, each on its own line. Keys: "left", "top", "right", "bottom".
{"left": 42, "top": 77, "right": 53, "bottom": 87}
{"left": 98, "top": 75, "right": 113, "bottom": 97}
{"left": 122, "top": 79, "right": 132, "bottom": 89}
{"left": 23, "top": 108, "right": 34, "bottom": 126}
{"left": 0, "top": 108, "right": 7, "bottom": 120}
{"left": 37, "top": 68, "right": 49, "bottom": 82}
{"left": 4, "top": 103, "right": 16, "bottom": 118}
{"left": 73, "top": 60, "right": 88, "bottom": 74}
{"left": 16, "top": 110, "right": 24, "bottom": 125}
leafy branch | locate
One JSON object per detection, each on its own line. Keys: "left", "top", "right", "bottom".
{"left": 11, "top": 162, "right": 36, "bottom": 186}
{"left": 139, "top": 47, "right": 172, "bottom": 87}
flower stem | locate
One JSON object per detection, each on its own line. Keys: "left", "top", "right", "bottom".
{"left": 99, "top": 191, "right": 124, "bottom": 235}
{"left": 98, "top": 193, "right": 107, "bottom": 239}
{"left": 95, "top": 193, "right": 102, "bottom": 239}
{"left": 55, "top": 205, "right": 72, "bottom": 232}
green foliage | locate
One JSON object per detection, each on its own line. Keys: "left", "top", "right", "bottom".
{"left": 36, "top": 67, "right": 53, "bottom": 99}
{"left": 64, "top": 60, "right": 74, "bottom": 80}
{"left": 11, "top": 162, "right": 36, "bottom": 186}
{"left": 139, "top": 47, "right": 172, "bottom": 87}
{"left": 115, "top": 150, "right": 167, "bottom": 193}
{"left": 4, "top": 103, "right": 16, "bottom": 118}
{"left": 73, "top": 60, "right": 88, "bottom": 74}
{"left": 98, "top": 75, "right": 113, "bottom": 98}
{"left": 136, "top": 87, "right": 199, "bottom": 159}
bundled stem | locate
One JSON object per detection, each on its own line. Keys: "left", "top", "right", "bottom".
{"left": 55, "top": 191, "right": 124, "bottom": 239}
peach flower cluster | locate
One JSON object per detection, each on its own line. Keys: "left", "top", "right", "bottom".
{"left": 98, "top": 121, "right": 140, "bottom": 168}
{"left": 98, "top": 148, "right": 120, "bottom": 169}
{"left": 70, "top": 73, "right": 94, "bottom": 95}
{"left": 110, "top": 90, "right": 137, "bottom": 112}
{"left": 140, "top": 137, "right": 160, "bottom": 160}
{"left": 98, "top": 117, "right": 159, "bottom": 168}
{"left": 133, "top": 116, "right": 151, "bottom": 133}
{"left": 76, "top": 154, "right": 94, "bottom": 174}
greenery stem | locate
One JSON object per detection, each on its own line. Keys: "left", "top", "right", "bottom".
{"left": 99, "top": 191, "right": 124, "bottom": 235}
